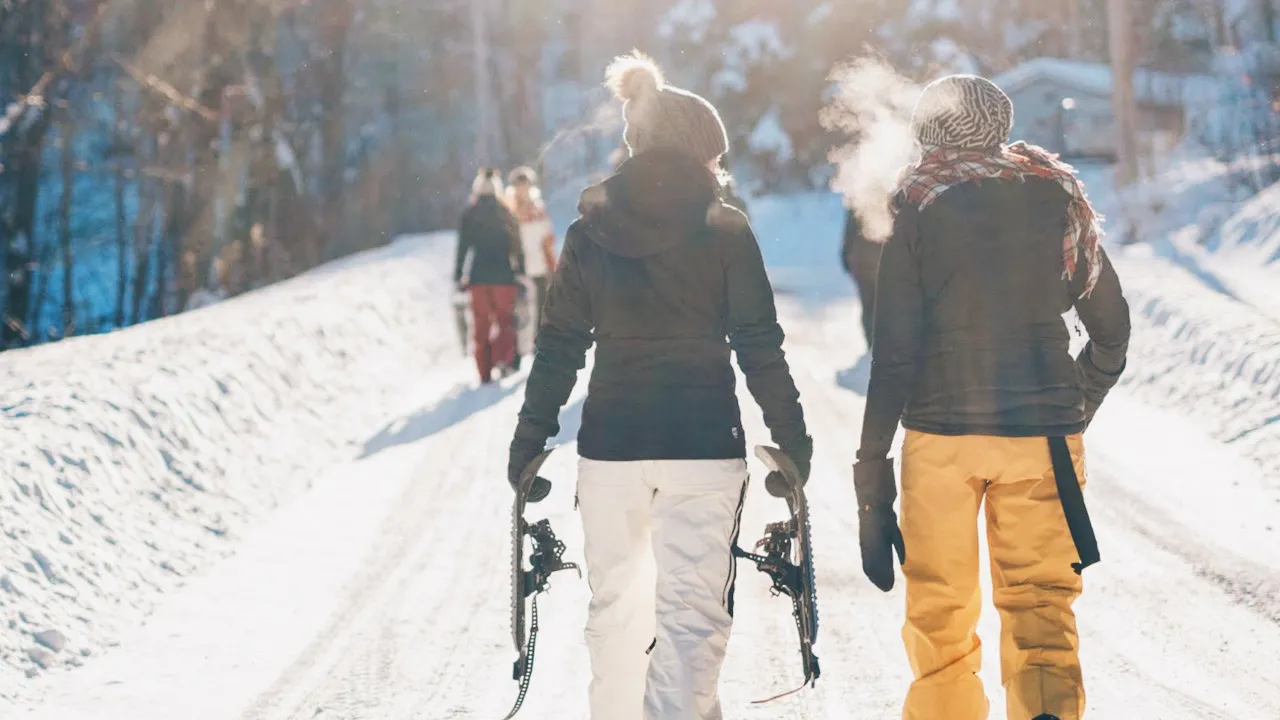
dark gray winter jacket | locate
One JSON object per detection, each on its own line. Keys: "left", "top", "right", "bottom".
{"left": 513, "top": 149, "right": 809, "bottom": 462}
{"left": 859, "top": 176, "right": 1131, "bottom": 460}
{"left": 455, "top": 196, "right": 522, "bottom": 286}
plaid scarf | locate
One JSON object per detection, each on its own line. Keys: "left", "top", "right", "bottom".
{"left": 511, "top": 196, "right": 548, "bottom": 225}
{"left": 895, "top": 141, "right": 1104, "bottom": 298}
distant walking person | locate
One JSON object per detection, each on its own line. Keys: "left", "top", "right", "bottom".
{"left": 840, "top": 208, "right": 882, "bottom": 346}
{"left": 507, "top": 166, "right": 557, "bottom": 364}
{"left": 508, "top": 52, "right": 810, "bottom": 720}
{"left": 854, "top": 75, "right": 1130, "bottom": 720}
{"left": 456, "top": 168, "right": 523, "bottom": 384}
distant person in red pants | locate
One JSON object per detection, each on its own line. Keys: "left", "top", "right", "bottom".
{"left": 456, "top": 168, "right": 523, "bottom": 384}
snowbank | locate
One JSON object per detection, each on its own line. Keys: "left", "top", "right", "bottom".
{"left": 1067, "top": 160, "right": 1280, "bottom": 473}
{"left": 1191, "top": 178, "right": 1280, "bottom": 318}
{"left": 0, "top": 234, "right": 456, "bottom": 695}
{"left": 1077, "top": 157, "right": 1276, "bottom": 285}
{"left": 1111, "top": 244, "right": 1280, "bottom": 483}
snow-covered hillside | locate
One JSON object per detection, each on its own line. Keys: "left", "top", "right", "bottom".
{"left": 1, "top": 235, "right": 458, "bottom": 696}
{"left": 1071, "top": 160, "right": 1280, "bottom": 481}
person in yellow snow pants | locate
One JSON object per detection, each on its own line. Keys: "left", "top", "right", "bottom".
{"left": 898, "top": 432, "right": 1087, "bottom": 720}
{"left": 852, "top": 75, "right": 1131, "bottom": 720}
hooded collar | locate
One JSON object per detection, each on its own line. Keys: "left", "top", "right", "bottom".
{"left": 577, "top": 149, "right": 719, "bottom": 258}
{"left": 466, "top": 194, "right": 517, "bottom": 236}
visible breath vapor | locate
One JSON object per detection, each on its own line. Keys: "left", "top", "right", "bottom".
{"left": 535, "top": 100, "right": 624, "bottom": 185}
{"left": 821, "top": 58, "right": 922, "bottom": 242}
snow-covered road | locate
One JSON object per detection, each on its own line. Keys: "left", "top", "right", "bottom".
{"left": 14, "top": 235, "right": 1280, "bottom": 719}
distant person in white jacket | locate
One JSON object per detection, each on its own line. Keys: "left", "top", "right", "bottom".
{"left": 507, "top": 166, "right": 557, "bottom": 363}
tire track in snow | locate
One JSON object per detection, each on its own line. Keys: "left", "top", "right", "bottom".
{"left": 239, "top": 378, "right": 527, "bottom": 720}
{"left": 1093, "top": 478, "right": 1280, "bottom": 626}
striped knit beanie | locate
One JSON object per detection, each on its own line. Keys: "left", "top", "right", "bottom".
{"left": 605, "top": 51, "right": 729, "bottom": 165}
{"left": 911, "top": 75, "right": 1014, "bottom": 150}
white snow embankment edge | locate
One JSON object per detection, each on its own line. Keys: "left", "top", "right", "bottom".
{"left": 1111, "top": 243, "right": 1280, "bottom": 484}
{"left": 0, "top": 232, "right": 459, "bottom": 702}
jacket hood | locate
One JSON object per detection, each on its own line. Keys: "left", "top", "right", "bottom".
{"left": 577, "top": 149, "right": 719, "bottom": 258}
{"left": 466, "top": 195, "right": 517, "bottom": 234}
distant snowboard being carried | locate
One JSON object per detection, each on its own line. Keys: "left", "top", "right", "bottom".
{"left": 503, "top": 448, "right": 579, "bottom": 720}
{"left": 735, "top": 445, "right": 821, "bottom": 701}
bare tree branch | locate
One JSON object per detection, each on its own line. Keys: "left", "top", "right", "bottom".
{"left": 0, "top": 0, "right": 111, "bottom": 141}
{"left": 111, "top": 54, "right": 219, "bottom": 121}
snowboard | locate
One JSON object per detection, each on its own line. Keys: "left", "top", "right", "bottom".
{"left": 452, "top": 290, "right": 469, "bottom": 357}
{"left": 514, "top": 277, "right": 536, "bottom": 358}
{"left": 735, "top": 445, "right": 821, "bottom": 699}
{"left": 505, "top": 448, "right": 579, "bottom": 719}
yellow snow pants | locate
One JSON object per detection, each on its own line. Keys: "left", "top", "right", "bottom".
{"left": 899, "top": 431, "right": 1088, "bottom": 720}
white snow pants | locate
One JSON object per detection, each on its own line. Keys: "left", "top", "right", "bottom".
{"left": 577, "top": 457, "right": 749, "bottom": 720}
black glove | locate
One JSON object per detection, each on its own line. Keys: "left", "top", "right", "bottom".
{"left": 1075, "top": 342, "right": 1126, "bottom": 428}
{"left": 508, "top": 437, "right": 551, "bottom": 503}
{"left": 853, "top": 458, "right": 906, "bottom": 592}
{"left": 766, "top": 435, "right": 813, "bottom": 498}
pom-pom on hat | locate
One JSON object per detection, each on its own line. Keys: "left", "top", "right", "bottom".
{"left": 507, "top": 166, "right": 538, "bottom": 186}
{"left": 605, "top": 50, "right": 729, "bottom": 165}
{"left": 911, "top": 75, "right": 1014, "bottom": 150}
{"left": 471, "top": 167, "right": 503, "bottom": 198}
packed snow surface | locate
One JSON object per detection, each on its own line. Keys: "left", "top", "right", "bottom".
{"left": 1, "top": 235, "right": 452, "bottom": 697}
{"left": 6, "top": 178, "right": 1280, "bottom": 718}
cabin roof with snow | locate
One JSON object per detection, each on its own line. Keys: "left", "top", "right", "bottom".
{"left": 993, "top": 58, "right": 1217, "bottom": 108}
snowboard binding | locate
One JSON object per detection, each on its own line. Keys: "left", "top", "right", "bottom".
{"left": 734, "top": 445, "right": 821, "bottom": 702}
{"left": 519, "top": 519, "right": 578, "bottom": 601}
{"left": 504, "top": 448, "right": 580, "bottom": 720}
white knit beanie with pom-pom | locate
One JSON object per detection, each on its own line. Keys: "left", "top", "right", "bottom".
{"left": 471, "top": 167, "right": 503, "bottom": 200}
{"left": 605, "top": 51, "right": 728, "bottom": 165}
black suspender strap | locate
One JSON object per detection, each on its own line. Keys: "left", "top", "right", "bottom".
{"left": 1048, "top": 436, "right": 1100, "bottom": 574}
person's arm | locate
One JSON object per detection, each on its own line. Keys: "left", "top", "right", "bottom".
{"left": 841, "top": 209, "right": 861, "bottom": 276}
{"left": 513, "top": 223, "right": 594, "bottom": 445}
{"left": 1071, "top": 244, "right": 1130, "bottom": 425}
{"left": 454, "top": 212, "right": 472, "bottom": 285}
{"left": 857, "top": 202, "right": 924, "bottom": 461}
{"left": 720, "top": 206, "right": 808, "bottom": 454}
{"left": 504, "top": 208, "right": 525, "bottom": 276}
{"left": 541, "top": 217, "right": 557, "bottom": 273}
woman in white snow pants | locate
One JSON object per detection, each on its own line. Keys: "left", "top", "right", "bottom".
{"left": 508, "top": 52, "right": 811, "bottom": 719}
{"left": 578, "top": 458, "right": 747, "bottom": 719}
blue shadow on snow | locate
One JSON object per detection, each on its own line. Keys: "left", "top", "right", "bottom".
{"left": 835, "top": 352, "right": 871, "bottom": 397}
{"left": 361, "top": 381, "right": 520, "bottom": 458}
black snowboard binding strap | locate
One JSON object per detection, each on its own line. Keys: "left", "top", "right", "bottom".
{"left": 733, "top": 445, "right": 821, "bottom": 704}
{"left": 734, "top": 516, "right": 822, "bottom": 702}
{"left": 503, "top": 517, "right": 579, "bottom": 720}
{"left": 734, "top": 519, "right": 804, "bottom": 606}
{"left": 522, "top": 519, "right": 580, "bottom": 600}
